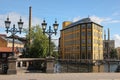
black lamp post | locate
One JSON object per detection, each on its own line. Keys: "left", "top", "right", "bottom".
{"left": 4, "top": 17, "right": 23, "bottom": 56}
{"left": 41, "top": 19, "right": 58, "bottom": 57}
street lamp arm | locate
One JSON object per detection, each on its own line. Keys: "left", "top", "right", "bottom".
{"left": 4, "top": 17, "right": 23, "bottom": 56}
{"left": 44, "top": 31, "right": 56, "bottom": 36}
{"left": 6, "top": 26, "right": 22, "bottom": 35}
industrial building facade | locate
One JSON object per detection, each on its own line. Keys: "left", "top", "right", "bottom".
{"left": 103, "top": 29, "right": 115, "bottom": 59}
{"left": 59, "top": 18, "right": 103, "bottom": 60}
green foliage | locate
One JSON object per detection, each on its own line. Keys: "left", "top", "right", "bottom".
{"left": 109, "top": 49, "right": 117, "bottom": 59}
{"left": 52, "top": 51, "right": 59, "bottom": 58}
{"left": 22, "top": 25, "right": 57, "bottom": 58}
{"left": 29, "top": 25, "right": 49, "bottom": 58}
{"left": 50, "top": 41, "right": 59, "bottom": 58}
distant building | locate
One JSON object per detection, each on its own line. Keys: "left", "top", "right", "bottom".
{"left": 59, "top": 17, "right": 103, "bottom": 60}
{"left": 103, "top": 29, "right": 115, "bottom": 59}
{"left": 116, "top": 47, "right": 120, "bottom": 59}
{"left": 0, "top": 34, "right": 25, "bottom": 59}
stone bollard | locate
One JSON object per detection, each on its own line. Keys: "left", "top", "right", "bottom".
{"left": 7, "top": 56, "right": 17, "bottom": 74}
{"left": 46, "top": 56, "right": 55, "bottom": 73}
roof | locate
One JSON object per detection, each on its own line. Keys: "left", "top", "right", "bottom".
{"left": 7, "top": 35, "right": 27, "bottom": 43}
{"left": 68, "top": 17, "right": 93, "bottom": 27}
{"left": 62, "top": 17, "right": 103, "bottom": 30}
{"left": 0, "top": 34, "right": 6, "bottom": 37}
{"left": 0, "top": 34, "right": 23, "bottom": 44}
{"left": 0, "top": 47, "right": 12, "bottom": 52}
{"left": 0, "top": 47, "right": 18, "bottom": 53}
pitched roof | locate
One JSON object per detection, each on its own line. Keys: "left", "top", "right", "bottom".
{"left": 62, "top": 17, "right": 103, "bottom": 30}
{"left": 0, "top": 34, "right": 23, "bottom": 44}
{"left": 0, "top": 34, "right": 6, "bottom": 37}
{"left": 7, "top": 35, "right": 26, "bottom": 43}
{"left": 67, "top": 17, "right": 93, "bottom": 27}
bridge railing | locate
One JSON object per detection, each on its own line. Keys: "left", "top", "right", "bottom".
{"left": 55, "top": 59, "right": 120, "bottom": 73}
{"left": 16, "top": 58, "right": 47, "bottom": 73}
{"left": 16, "top": 57, "right": 55, "bottom": 73}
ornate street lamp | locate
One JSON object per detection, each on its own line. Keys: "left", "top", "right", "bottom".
{"left": 4, "top": 17, "right": 24, "bottom": 56}
{"left": 41, "top": 19, "right": 58, "bottom": 56}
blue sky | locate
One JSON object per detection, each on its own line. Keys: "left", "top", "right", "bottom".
{"left": 0, "top": 0, "right": 120, "bottom": 47}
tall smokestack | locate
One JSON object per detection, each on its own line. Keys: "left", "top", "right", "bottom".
{"left": 29, "top": 6, "right": 32, "bottom": 45}
{"left": 108, "top": 28, "right": 110, "bottom": 40}
{"left": 104, "top": 30, "right": 106, "bottom": 40}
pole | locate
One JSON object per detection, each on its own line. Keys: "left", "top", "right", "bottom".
{"left": 12, "top": 25, "right": 15, "bottom": 56}
{"left": 49, "top": 35, "right": 51, "bottom": 56}
{"left": 12, "top": 35, "right": 15, "bottom": 56}
{"left": 48, "top": 26, "right": 51, "bottom": 57}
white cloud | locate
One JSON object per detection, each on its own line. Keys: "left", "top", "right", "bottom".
{"left": 72, "top": 16, "right": 81, "bottom": 22}
{"left": 113, "top": 34, "right": 120, "bottom": 48}
{"left": 0, "top": 12, "right": 42, "bottom": 28}
{"left": 106, "top": 20, "right": 120, "bottom": 23}
{"left": 72, "top": 15, "right": 120, "bottom": 25}
{"left": 90, "top": 15, "right": 105, "bottom": 24}
{"left": 32, "top": 17, "right": 42, "bottom": 26}
{"left": 0, "top": 14, "right": 7, "bottom": 27}
{"left": 72, "top": 16, "right": 102, "bottom": 23}
{"left": 72, "top": 15, "right": 111, "bottom": 24}
{"left": 90, "top": 15, "right": 120, "bottom": 24}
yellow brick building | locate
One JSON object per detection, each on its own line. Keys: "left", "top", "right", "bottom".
{"left": 59, "top": 18, "right": 103, "bottom": 60}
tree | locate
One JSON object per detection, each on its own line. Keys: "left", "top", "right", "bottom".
{"left": 109, "top": 49, "right": 117, "bottom": 59}
{"left": 29, "top": 25, "right": 49, "bottom": 58}
{"left": 52, "top": 50, "right": 59, "bottom": 58}
{"left": 50, "top": 42, "right": 59, "bottom": 58}
{"left": 22, "top": 25, "right": 56, "bottom": 58}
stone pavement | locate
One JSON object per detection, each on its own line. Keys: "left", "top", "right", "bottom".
{"left": 0, "top": 69, "right": 120, "bottom": 80}
{"left": 0, "top": 73, "right": 120, "bottom": 80}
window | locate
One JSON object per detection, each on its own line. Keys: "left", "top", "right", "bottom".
{"left": 87, "top": 24, "right": 91, "bottom": 29}
{"left": 87, "top": 31, "right": 91, "bottom": 36}
{"left": 76, "top": 32, "right": 80, "bottom": 37}
{"left": 88, "top": 46, "right": 91, "bottom": 50}
{"left": 87, "top": 39, "right": 91, "bottom": 43}
{"left": 82, "top": 46, "right": 86, "bottom": 50}
{"left": 82, "top": 39, "right": 85, "bottom": 43}
{"left": 76, "top": 40, "right": 80, "bottom": 44}
{"left": 81, "top": 24, "right": 86, "bottom": 29}
{"left": 81, "top": 31, "right": 85, "bottom": 36}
